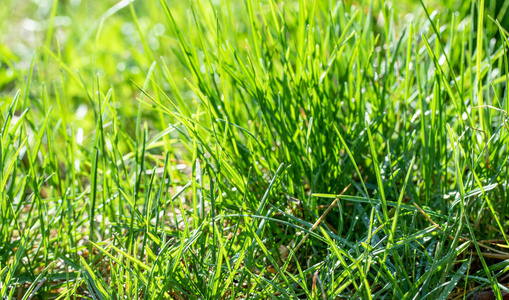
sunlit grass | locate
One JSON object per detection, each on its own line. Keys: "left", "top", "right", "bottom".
{"left": 1, "top": 0, "right": 509, "bottom": 299}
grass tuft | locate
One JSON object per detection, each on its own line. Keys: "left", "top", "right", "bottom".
{"left": 1, "top": 0, "right": 509, "bottom": 299}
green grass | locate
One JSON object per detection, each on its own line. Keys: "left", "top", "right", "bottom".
{"left": 1, "top": 0, "right": 509, "bottom": 299}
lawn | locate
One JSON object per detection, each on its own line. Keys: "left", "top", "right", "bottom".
{"left": 1, "top": 0, "right": 509, "bottom": 299}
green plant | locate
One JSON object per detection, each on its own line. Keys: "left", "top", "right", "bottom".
{"left": 1, "top": 0, "right": 509, "bottom": 299}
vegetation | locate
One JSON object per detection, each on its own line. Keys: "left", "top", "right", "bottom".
{"left": 1, "top": 0, "right": 509, "bottom": 298}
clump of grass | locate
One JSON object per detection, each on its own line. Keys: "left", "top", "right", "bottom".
{"left": 1, "top": 0, "right": 509, "bottom": 299}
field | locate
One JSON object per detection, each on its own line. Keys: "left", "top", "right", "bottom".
{"left": 1, "top": 0, "right": 509, "bottom": 299}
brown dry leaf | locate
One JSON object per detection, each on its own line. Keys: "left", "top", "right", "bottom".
{"left": 472, "top": 290, "right": 509, "bottom": 300}
{"left": 278, "top": 244, "right": 289, "bottom": 262}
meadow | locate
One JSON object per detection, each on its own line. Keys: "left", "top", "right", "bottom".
{"left": 1, "top": 0, "right": 509, "bottom": 299}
